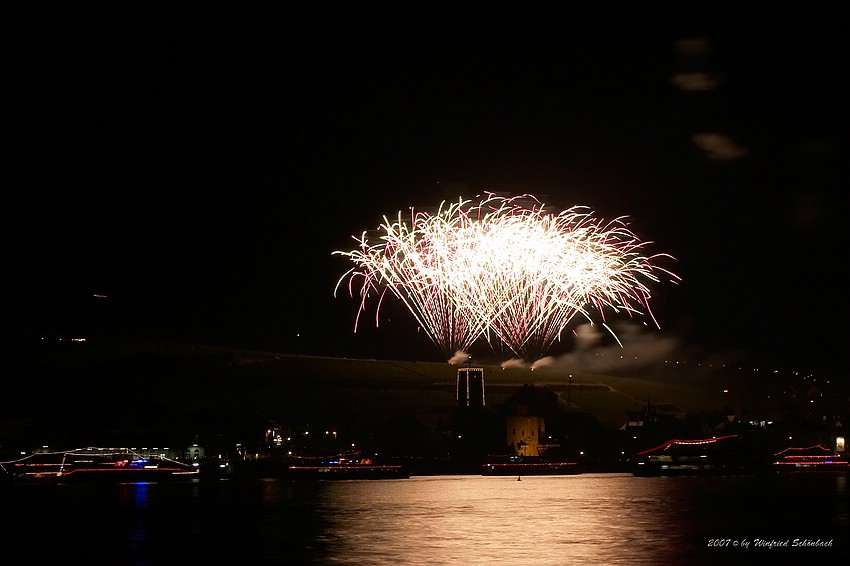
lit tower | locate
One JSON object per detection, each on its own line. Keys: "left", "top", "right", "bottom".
{"left": 456, "top": 366, "right": 485, "bottom": 408}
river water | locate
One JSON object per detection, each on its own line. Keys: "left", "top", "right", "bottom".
{"left": 3, "top": 472, "right": 848, "bottom": 565}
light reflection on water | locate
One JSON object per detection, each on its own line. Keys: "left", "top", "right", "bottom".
{"left": 2, "top": 473, "right": 847, "bottom": 565}
{"left": 271, "top": 473, "right": 850, "bottom": 565}
{"left": 314, "top": 474, "right": 703, "bottom": 565}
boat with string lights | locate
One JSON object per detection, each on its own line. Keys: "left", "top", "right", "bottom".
{"left": 0, "top": 447, "right": 200, "bottom": 484}
{"left": 631, "top": 435, "right": 762, "bottom": 476}
{"left": 232, "top": 451, "right": 411, "bottom": 480}
{"left": 481, "top": 455, "right": 581, "bottom": 476}
{"left": 286, "top": 455, "right": 411, "bottom": 480}
{"left": 772, "top": 445, "right": 849, "bottom": 473}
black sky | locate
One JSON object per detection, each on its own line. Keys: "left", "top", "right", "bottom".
{"left": 6, "top": 6, "right": 848, "bottom": 377}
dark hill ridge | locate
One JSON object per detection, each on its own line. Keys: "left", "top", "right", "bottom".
{"left": 4, "top": 338, "right": 741, "bottom": 436}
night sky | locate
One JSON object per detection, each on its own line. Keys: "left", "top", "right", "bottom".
{"left": 6, "top": 6, "right": 847, "bottom": 378}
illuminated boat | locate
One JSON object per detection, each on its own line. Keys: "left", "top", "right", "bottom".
{"left": 481, "top": 455, "right": 581, "bottom": 476}
{"left": 286, "top": 453, "right": 411, "bottom": 480}
{"left": 233, "top": 452, "right": 411, "bottom": 480}
{"left": 286, "top": 463, "right": 411, "bottom": 480}
{"left": 772, "top": 445, "right": 849, "bottom": 473}
{"left": 631, "top": 435, "right": 759, "bottom": 476}
{"left": 0, "top": 447, "right": 200, "bottom": 484}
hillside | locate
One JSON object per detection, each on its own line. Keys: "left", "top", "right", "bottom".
{"left": 2, "top": 337, "right": 752, "bottom": 451}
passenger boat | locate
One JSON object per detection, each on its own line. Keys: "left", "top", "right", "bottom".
{"left": 482, "top": 455, "right": 580, "bottom": 476}
{"left": 772, "top": 445, "right": 849, "bottom": 473}
{"left": 631, "top": 435, "right": 758, "bottom": 476}
{"left": 286, "top": 453, "right": 411, "bottom": 480}
{"left": 233, "top": 452, "right": 411, "bottom": 480}
{"left": 0, "top": 447, "right": 200, "bottom": 484}
{"left": 286, "top": 463, "right": 411, "bottom": 480}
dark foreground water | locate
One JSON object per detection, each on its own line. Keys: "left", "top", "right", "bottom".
{"left": 3, "top": 473, "right": 848, "bottom": 565}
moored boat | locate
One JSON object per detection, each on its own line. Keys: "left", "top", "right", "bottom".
{"left": 287, "top": 463, "right": 411, "bottom": 480}
{"left": 772, "top": 445, "right": 849, "bottom": 473}
{"left": 287, "top": 452, "right": 411, "bottom": 480}
{"left": 631, "top": 435, "right": 762, "bottom": 476}
{"left": 232, "top": 452, "right": 411, "bottom": 480}
{"left": 482, "top": 455, "right": 580, "bottom": 476}
{"left": 0, "top": 447, "right": 200, "bottom": 484}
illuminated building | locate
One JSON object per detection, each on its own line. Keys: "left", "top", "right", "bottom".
{"left": 505, "top": 405, "right": 544, "bottom": 456}
{"left": 456, "top": 367, "right": 485, "bottom": 408}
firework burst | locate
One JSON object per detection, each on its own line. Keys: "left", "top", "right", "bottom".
{"left": 333, "top": 193, "right": 679, "bottom": 362}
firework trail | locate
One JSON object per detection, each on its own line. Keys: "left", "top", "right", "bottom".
{"left": 334, "top": 193, "right": 679, "bottom": 362}
{"left": 333, "top": 201, "right": 486, "bottom": 360}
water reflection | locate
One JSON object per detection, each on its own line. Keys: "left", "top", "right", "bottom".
{"left": 309, "top": 474, "right": 848, "bottom": 565}
{"left": 316, "top": 475, "right": 692, "bottom": 565}
{"left": 2, "top": 473, "right": 847, "bottom": 565}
